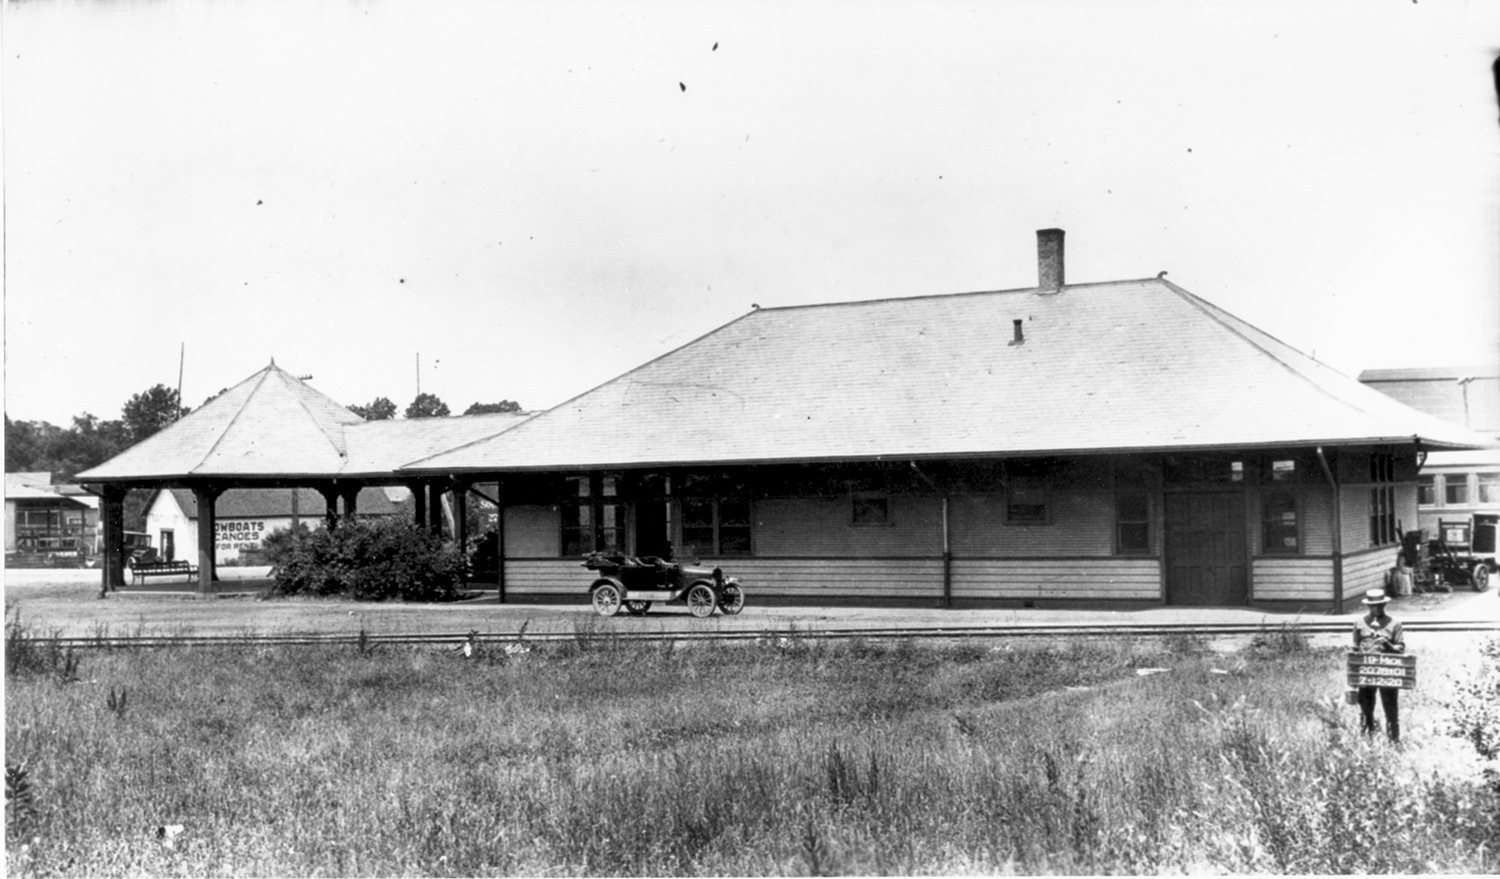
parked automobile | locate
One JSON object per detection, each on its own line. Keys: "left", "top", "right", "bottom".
{"left": 582, "top": 552, "right": 744, "bottom": 618}
{"left": 1400, "top": 513, "right": 1495, "bottom": 592}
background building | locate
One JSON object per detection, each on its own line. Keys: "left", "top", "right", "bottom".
{"left": 1359, "top": 365, "right": 1500, "bottom": 536}
{"left": 5, "top": 471, "right": 99, "bottom": 565}
{"left": 142, "top": 486, "right": 411, "bottom": 565}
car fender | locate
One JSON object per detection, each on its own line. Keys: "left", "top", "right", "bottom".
{"left": 589, "top": 576, "right": 625, "bottom": 595}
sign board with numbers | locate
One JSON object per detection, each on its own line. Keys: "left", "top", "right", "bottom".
{"left": 1346, "top": 652, "right": 1416, "bottom": 690}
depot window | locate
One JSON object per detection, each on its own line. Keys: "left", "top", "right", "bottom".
{"left": 1006, "top": 482, "right": 1047, "bottom": 524}
{"left": 850, "top": 491, "right": 891, "bottom": 526}
{"left": 1368, "top": 454, "right": 1397, "bottom": 547}
{"left": 681, "top": 496, "right": 752, "bottom": 558}
{"left": 560, "top": 474, "right": 622, "bottom": 557}
{"left": 1262, "top": 492, "right": 1299, "bottom": 554}
{"left": 1115, "top": 493, "right": 1150, "bottom": 554}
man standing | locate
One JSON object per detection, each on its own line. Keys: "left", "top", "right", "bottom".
{"left": 1353, "top": 588, "right": 1405, "bottom": 742}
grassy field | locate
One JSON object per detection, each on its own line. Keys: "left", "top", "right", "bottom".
{"left": 5, "top": 616, "right": 1499, "bottom": 877}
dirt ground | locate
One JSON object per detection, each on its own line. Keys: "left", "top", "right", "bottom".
{"left": 5, "top": 566, "right": 1497, "bottom": 641}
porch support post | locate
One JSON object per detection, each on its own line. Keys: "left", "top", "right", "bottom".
{"left": 1317, "top": 447, "right": 1344, "bottom": 614}
{"left": 453, "top": 478, "right": 469, "bottom": 581}
{"left": 496, "top": 489, "right": 506, "bottom": 603}
{"left": 411, "top": 481, "right": 428, "bottom": 529}
{"left": 99, "top": 484, "right": 128, "bottom": 597}
{"left": 316, "top": 483, "right": 340, "bottom": 531}
{"left": 339, "top": 484, "right": 360, "bottom": 522}
{"left": 429, "top": 482, "right": 444, "bottom": 538}
{"left": 941, "top": 494, "right": 952, "bottom": 608}
{"left": 193, "top": 484, "right": 223, "bottom": 597}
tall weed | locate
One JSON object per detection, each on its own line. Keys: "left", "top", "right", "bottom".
{"left": 4, "top": 634, "right": 1495, "bottom": 876}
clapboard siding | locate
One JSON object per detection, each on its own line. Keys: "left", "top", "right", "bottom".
{"left": 950, "top": 557, "right": 1161, "bottom": 600}
{"left": 503, "top": 558, "right": 583, "bottom": 595}
{"left": 1342, "top": 546, "right": 1399, "bottom": 601}
{"left": 950, "top": 491, "right": 1115, "bottom": 556}
{"left": 1252, "top": 557, "right": 1334, "bottom": 602}
{"left": 699, "top": 557, "right": 946, "bottom": 598}
{"left": 504, "top": 505, "right": 559, "bottom": 557}
{"left": 755, "top": 496, "right": 944, "bottom": 557}
{"left": 1302, "top": 487, "right": 1333, "bottom": 555}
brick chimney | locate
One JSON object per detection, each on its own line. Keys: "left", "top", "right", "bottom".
{"left": 1037, "top": 228, "right": 1065, "bottom": 291}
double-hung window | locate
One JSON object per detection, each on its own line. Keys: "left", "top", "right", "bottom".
{"left": 1417, "top": 475, "right": 1436, "bottom": 506}
{"left": 561, "top": 474, "right": 622, "bottom": 556}
{"left": 681, "top": 496, "right": 752, "bottom": 557}
{"left": 1368, "top": 454, "right": 1397, "bottom": 547}
{"left": 1479, "top": 473, "right": 1500, "bottom": 505}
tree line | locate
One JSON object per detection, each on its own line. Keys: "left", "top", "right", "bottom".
{"left": 6, "top": 384, "right": 523, "bottom": 481}
{"left": 347, "top": 394, "right": 521, "bottom": 420}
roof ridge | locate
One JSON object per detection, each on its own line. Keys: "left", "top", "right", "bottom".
{"left": 274, "top": 367, "right": 350, "bottom": 458}
{"left": 754, "top": 277, "right": 1164, "bottom": 314}
{"left": 1159, "top": 279, "right": 1405, "bottom": 431}
{"left": 192, "top": 365, "right": 276, "bottom": 475}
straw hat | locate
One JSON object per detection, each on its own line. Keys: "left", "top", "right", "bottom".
{"left": 1361, "top": 588, "right": 1390, "bottom": 606}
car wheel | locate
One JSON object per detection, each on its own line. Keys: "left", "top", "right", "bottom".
{"left": 686, "top": 583, "right": 716, "bottom": 618}
{"left": 718, "top": 583, "right": 745, "bottom": 615}
{"left": 624, "top": 600, "right": 652, "bottom": 615}
{"left": 592, "top": 583, "right": 622, "bottom": 617}
{"left": 1473, "top": 564, "right": 1491, "bottom": 592}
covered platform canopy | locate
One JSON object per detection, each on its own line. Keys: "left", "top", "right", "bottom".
{"left": 75, "top": 362, "right": 532, "bottom": 596}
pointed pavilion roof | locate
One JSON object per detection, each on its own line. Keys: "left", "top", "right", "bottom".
{"left": 77, "top": 362, "right": 366, "bottom": 481}
{"left": 75, "top": 362, "right": 538, "bottom": 483}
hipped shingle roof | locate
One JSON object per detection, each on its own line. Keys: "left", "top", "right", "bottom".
{"left": 407, "top": 277, "right": 1496, "bottom": 472}
{"left": 75, "top": 363, "right": 534, "bottom": 481}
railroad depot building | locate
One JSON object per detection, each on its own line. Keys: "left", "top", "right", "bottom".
{"left": 77, "top": 230, "right": 1496, "bottom": 612}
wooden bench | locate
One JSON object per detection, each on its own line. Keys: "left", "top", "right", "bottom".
{"left": 129, "top": 560, "right": 199, "bottom": 586}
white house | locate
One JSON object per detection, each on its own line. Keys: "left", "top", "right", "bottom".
{"left": 142, "top": 486, "right": 410, "bottom": 565}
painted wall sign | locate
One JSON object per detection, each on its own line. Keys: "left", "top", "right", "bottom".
{"left": 215, "top": 519, "right": 267, "bottom": 551}
{"left": 1346, "top": 652, "right": 1417, "bottom": 690}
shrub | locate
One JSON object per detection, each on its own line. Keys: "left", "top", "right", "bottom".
{"left": 265, "top": 518, "right": 465, "bottom": 602}
{"left": 1447, "top": 636, "right": 1500, "bottom": 788}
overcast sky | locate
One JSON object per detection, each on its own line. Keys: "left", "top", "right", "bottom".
{"left": 4, "top": 0, "right": 1499, "bottom": 428}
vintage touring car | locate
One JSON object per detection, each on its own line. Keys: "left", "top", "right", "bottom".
{"left": 583, "top": 552, "right": 745, "bottom": 617}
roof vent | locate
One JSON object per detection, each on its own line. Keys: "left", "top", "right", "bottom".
{"left": 1009, "top": 318, "right": 1025, "bottom": 346}
{"left": 1037, "top": 228, "right": 1064, "bottom": 292}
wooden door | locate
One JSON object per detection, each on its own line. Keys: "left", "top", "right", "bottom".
{"left": 634, "top": 500, "right": 672, "bottom": 559}
{"left": 1164, "top": 493, "right": 1247, "bottom": 605}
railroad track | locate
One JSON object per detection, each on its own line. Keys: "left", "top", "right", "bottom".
{"left": 21, "top": 618, "right": 1500, "bottom": 650}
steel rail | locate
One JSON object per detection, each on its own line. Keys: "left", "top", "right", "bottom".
{"left": 18, "top": 619, "right": 1499, "bottom": 650}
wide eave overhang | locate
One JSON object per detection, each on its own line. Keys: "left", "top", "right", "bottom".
{"left": 397, "top": 433, "right": 1491, "bottom": 476}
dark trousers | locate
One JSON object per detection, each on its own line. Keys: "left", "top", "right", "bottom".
{"left": 1358, "top": 687, "right": 1400, "bottom": 741}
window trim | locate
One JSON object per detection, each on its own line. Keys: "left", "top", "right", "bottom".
{"left": 1417, "top": 474, "right": 1437, "bottom": 507}
{"left": 1443, "top": 473, "right": 1470, "bottom": 506}
{"left": 680, "top": 495, "right": 753, "bottom": 558}
{"left": 560, "top": 473, "right": 624, "bottom": 557}
{"left": 1260, "top": 490, "right": 1301, "bottom": 555}
{"left": 1114, "top": 491, "right": 1151, "bottom": 555}
{"left": 849, "top": 489, "right": 892, "bottom": 527}
{"left": 1478, "top": 472, "right": 1500, "bottom": 505}
{"left": 1005, "top": 481, "right": 1049, "bottom": 525}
